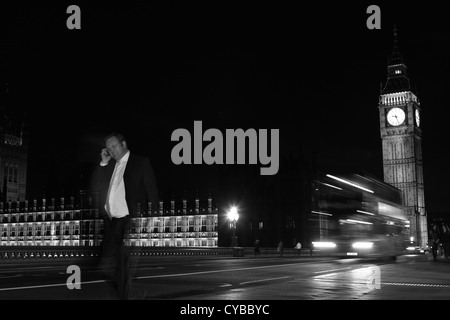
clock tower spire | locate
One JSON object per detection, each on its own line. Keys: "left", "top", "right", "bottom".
{"left": 382, "top": 25, "right": 411, "bottom": 94}
{"left": 378, "top": 26, "right": 428, "bottom": 248}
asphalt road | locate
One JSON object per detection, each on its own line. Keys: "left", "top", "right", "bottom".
{"left": 0, "top": 253, "right": 449, "bottom": 301}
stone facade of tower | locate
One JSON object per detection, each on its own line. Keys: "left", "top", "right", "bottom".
{"left": 378, "top": 27, "right": 428, "bottom": 247}
{"left": 0, "top": 104, "right": 28, "bottom": 202}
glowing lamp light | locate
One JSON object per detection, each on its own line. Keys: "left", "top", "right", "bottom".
{"left": 227, "top": 206, "right": 239, "bottom": 222}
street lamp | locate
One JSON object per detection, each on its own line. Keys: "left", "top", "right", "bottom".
{"left": 227, "top": 206, "right": 239, "bottom": 247}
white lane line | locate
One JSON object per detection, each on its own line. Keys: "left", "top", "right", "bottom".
{"left": 314, "top": 272, "right": 340, "bottom": 279}
{"left": 313, "top": 266, "right": 374, "bottom": 279}
{"left": 312, "top": 279, "right": 450, "bottom": 288}
{"left": 219, "top": 283, "right": 233, "bottom": 287}
{"left": 314, "top": 267, "right": 351, "bottom": 274}
{"left": 0, "top": 279, "right": 110, "bottom": 292}
{"left": 1, "top": 266, "right": 60, "bottom": 271}
{"left": 240, "top": 276, "right": 290, "bottom": 286}
{"left": 135, "top": 262, "right": 310, "bottom": 280}
{"left": 381, "top": 282, "right": 450, "bottom": 288}
{"left": 0, "top": 275, "right": 23, "bottom": 279}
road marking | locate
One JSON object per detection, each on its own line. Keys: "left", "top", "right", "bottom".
{"left": 314, "top": 267, "right": 351, "bottom": 274}
{"left": 21, "top": 266, "right": 59, "bottom": 269}
{"left": 311, "top": 277, "right": 450, "bottom": 289}
{"left": 0, "top": 275, "right": 23, "bottom": 279}
{"left": 381, "top": 282, "right": 450, "bottom": 288}
{"left": 314, "top": 272, "right": 340, "bottom": 279}
{"left": 350, "top": 266, "right": 375, "bottom": 272}
{"left": 135, "top": 261, "right": 314, "bottom": 280}
{"left": 1, "top": 266, "right": 60, "bottom": 272}
{"left": 219, "top": 283, "right": 233, "bottom": 287}
{"left": 240, "top": 276, "right": 290, "bottom": 285}
{"left": 0, "top": 261, "right": 318, "bottom": 291}
{"left": 0, "top": 279, "right": 110, "bottom": 292}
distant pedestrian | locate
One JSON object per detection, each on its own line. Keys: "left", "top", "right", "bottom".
{"left": 429, "top": 223, "right": 440, "bottom": 261}
{"left": 254, "top": 240, "right": 261, "bottom": 257}
{"left": 277, "top": 241, "right": 284, "bottom": 257}
{"left": 441, "top": 223, "right": 450, "bottom": 259}
{"left": 295, "top": 242, "right": 302, "bottom": 255}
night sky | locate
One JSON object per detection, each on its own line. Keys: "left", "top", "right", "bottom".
{"left": 2, "top": 2, "right": 450, "bottom": 216}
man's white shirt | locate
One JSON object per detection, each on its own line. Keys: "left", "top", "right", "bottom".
{"left": 101, "top": 151, "right": 130, "bottom": 219}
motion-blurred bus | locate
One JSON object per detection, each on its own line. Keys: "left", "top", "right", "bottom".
{"left": 309, "top": 173, "right": 410, "bottom": 259}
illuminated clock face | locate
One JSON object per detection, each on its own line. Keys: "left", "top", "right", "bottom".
{"left": 387, "top": 107, "right": 406, "bottom": 126}
{"left": 415, "top": 109, "right": 420, "bottom": 127}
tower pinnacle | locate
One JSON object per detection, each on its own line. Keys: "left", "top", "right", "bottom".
{"left": 388, "top": 25, "right": 404, "bottom": 65}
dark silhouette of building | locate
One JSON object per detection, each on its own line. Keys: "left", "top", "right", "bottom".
{"left": 0, "top": 84, "right": 28, "bottom": 203}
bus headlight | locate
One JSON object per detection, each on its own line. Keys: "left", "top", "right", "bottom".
{"left": 312, "top": 242, "right": 336, "bottom": 248}
{"left": 352, "top": 242, "right": 373, "bottom": 249}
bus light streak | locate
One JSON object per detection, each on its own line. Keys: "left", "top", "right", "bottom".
{"left": 322, "top": 183, "right": 343, "bottom": 190}
{"left": 357, "top": 210, "right": 375, "bottom": 216}
{"left": 326, "top": 174, "right": 374, "bottom": 193}
{"left": 311, "top": 211, "right": 332, "bottom": 216}
{"left": 344, "top": 219, "right": 373, "bottom": 225}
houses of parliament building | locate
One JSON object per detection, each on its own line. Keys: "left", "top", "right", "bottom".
{"left": 0, "top": 193, "right": 219, "bottom": 248}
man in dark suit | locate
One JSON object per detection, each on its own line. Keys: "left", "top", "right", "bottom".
{"left": 91, "top": 132, "right": 158, "bottom": 299}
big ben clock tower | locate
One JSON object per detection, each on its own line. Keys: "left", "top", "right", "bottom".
{"left": 379, "top": 27, "right": 428, "bottom": 247}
